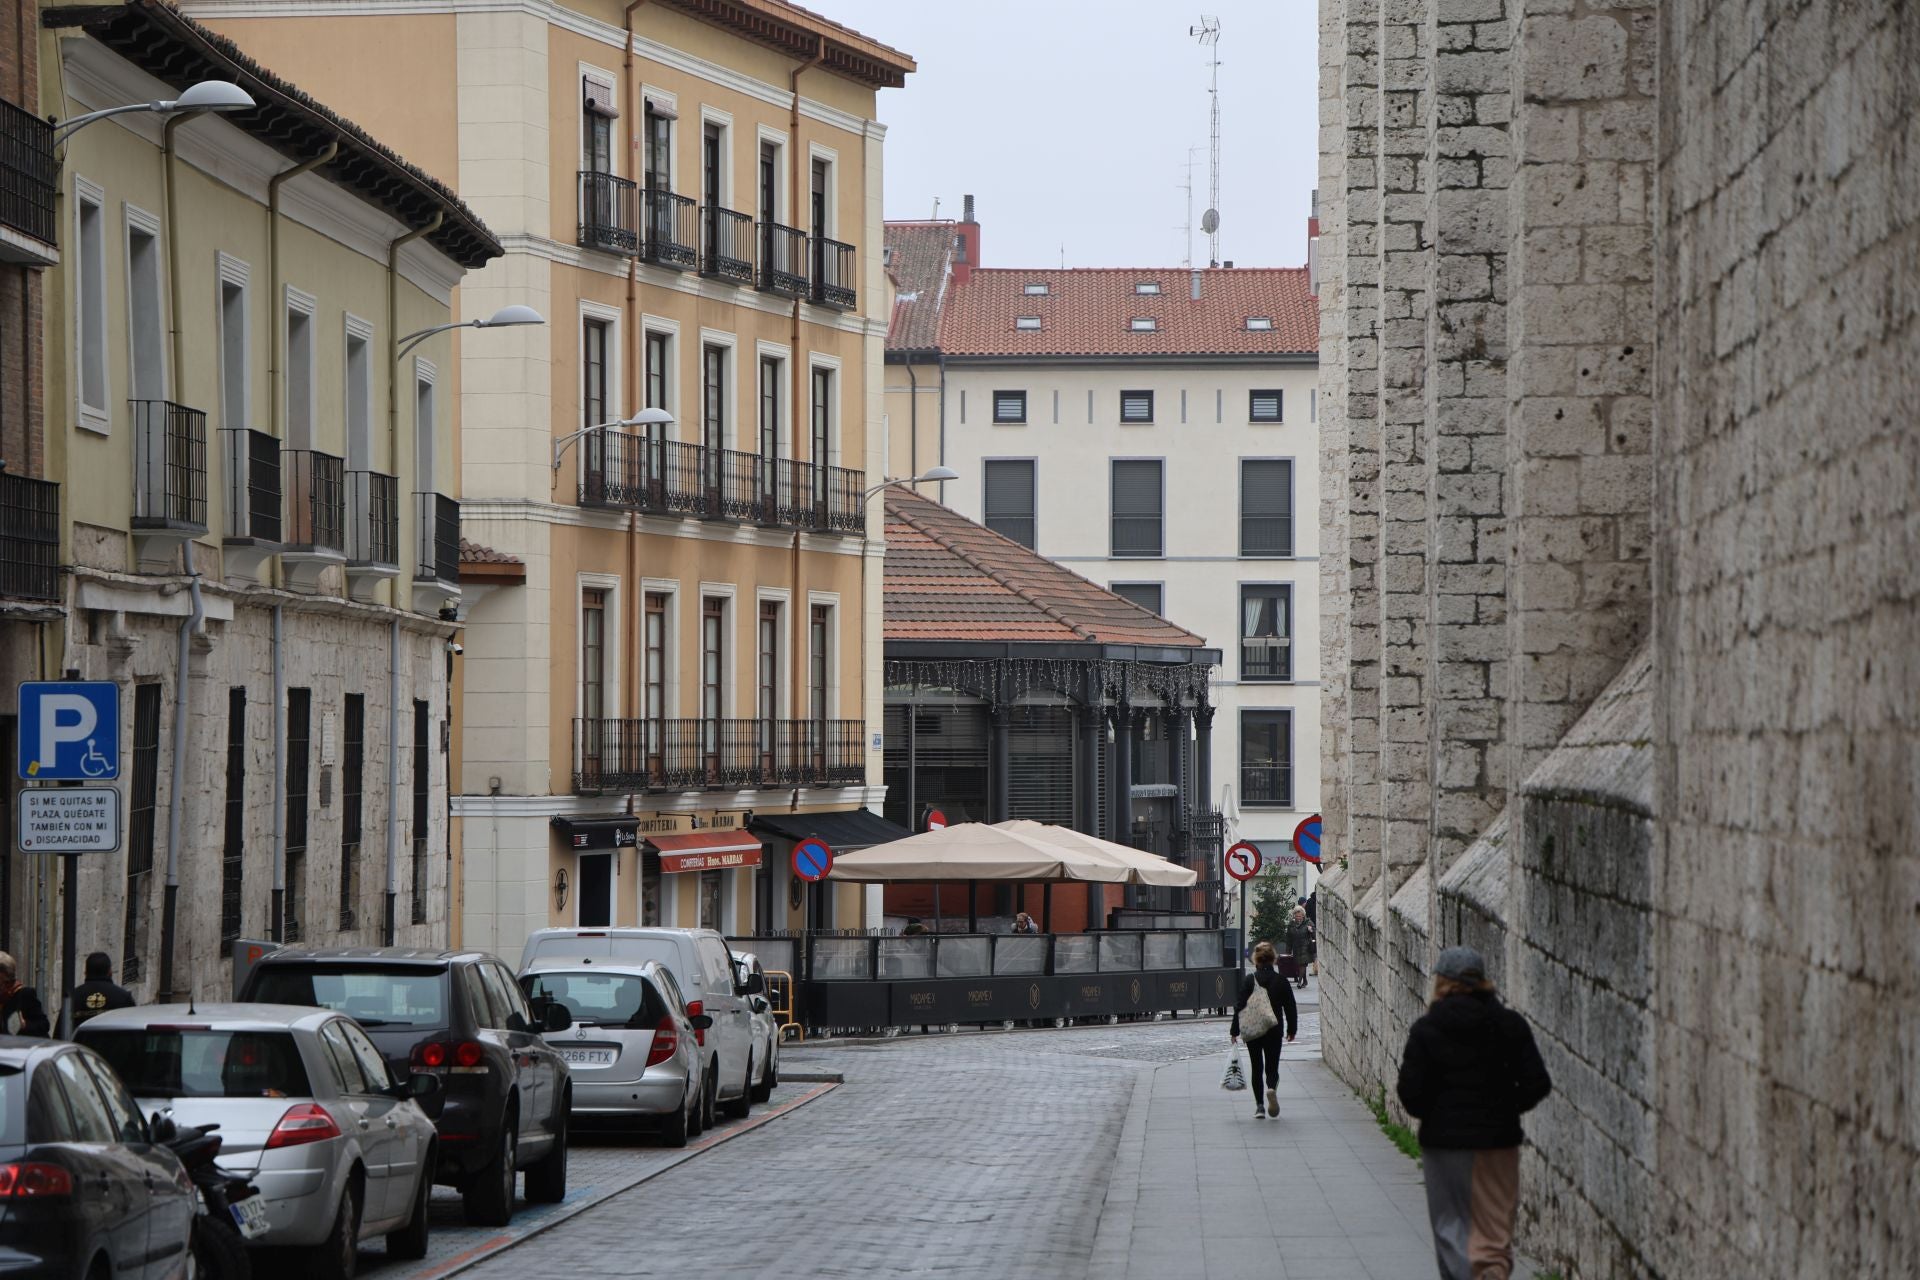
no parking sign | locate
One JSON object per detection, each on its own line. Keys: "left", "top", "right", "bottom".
{"left": 791, "top": 837, "right": 834, "bottom": 882}
{"left": 1293, "top": 815, "right": 1323, "bottom": 865}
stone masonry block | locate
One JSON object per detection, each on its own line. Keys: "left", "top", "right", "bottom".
{"left": 1519, "top": 15, "right": 1628, "bottom": 101}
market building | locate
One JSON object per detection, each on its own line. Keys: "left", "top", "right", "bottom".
{"left": 193, "top": 0, "right": 915, "bottom": 964}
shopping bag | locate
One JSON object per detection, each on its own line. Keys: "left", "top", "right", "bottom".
{"left": 1222, "top": 1045, "right": 1248, "bottom": 1091}
{"left": 1241, "top": 982, "right": 1280, "bottom": 1040}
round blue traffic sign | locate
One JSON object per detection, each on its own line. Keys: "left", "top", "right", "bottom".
{"left": 792, "top": 837, "right": 834, "bottom": 882}
{"left": 1293, "top": 814, "right": 1323, "bottom": 865}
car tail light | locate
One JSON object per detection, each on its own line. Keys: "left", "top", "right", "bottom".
{"left": 452, "top": 1041, "right": 486, "bottom": 1071}
{"left": 686, "top": 1001, "right": 705, "bottom": 1047}
{"left": 412, "top": 1040, "right": 486, "bottom": 1073}
{"left": 0, "top": 1162, "right": 74, "bottom": 1198}
{"left": 265, "top": 1104, "right": 341, "bottom": 1150}
{"left": 644, "top": 1015, "right": 678, "bottom": 1068}
{"left": 412, "top": 1041, "right": 448, "bottom": 1071}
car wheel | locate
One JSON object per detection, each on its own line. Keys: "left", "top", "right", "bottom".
{"left": 307, "top": 1182, "right": 361, "bottom": 1280}
{"left": 460, "top": 1117, "right": 517, "bottom": 1227}
{"left": 702, "top": 1065, "right": 719, "bottom": 1130}
{"left": 661, "top": 1079, "right": 691, "bottom": 1148}
{"left": 190, "top": 1213, "right": 251, "bottom": 1280}
{"left": 524, "top": 1096, "right": 568, "bottom": 1204}
{"left": 385, "top": 1152, "right": 434, "bottom": 1260}
{"left": 750, "top": 1048, "right": 773, "bottom": 1103}
{"left": 723, "top": 1057, "right": 753, "bottom": 1119}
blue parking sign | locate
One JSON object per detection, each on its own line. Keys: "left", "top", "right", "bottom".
{"left": 18, "top": 682, "right": 120, "bottom": 780}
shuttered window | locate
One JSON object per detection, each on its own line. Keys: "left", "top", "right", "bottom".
{"left": 1239, "top": 459, "right": 1293, "bottom": 557}
{"left": 992, "top": 390, "right": 1026, "bottom": 424}
{"left": 1119, "top": 390, "right": 1153, "bottom": 423}
{"left": 983, "top": 459, "right": 1037, "bottom": 549}
{"left": 1249, "top": 389, "right": 1283, "bottom": 422}
{"left": 1112, "top": 582, "right": 1163, "bottom": 615}
{"left": 1008, "top": 707, "right": 1074, "bottom": 825}
{"left": 1111, "top": 459, "right": 1164, "bottom": 558}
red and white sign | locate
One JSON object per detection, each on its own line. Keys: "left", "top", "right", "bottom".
{"left": 1225, "top": 840, "right": 1262, "bottom": 882}
{"left": 651, "top": 832, "right": 762, "bottom": 875}
{"left": 924, "top": 808, "right": 948, "bottom": 832}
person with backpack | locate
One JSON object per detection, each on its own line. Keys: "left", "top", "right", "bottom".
{"left": 0, "top": 952, "right": 49, "bottom": 1037}
{"left": 1230, "top": 940, "right": 1298, "bottom": 1119}
{"left": 70, "top": 952, "right": 135, "bottom": 1029}
{"left": 1396, "top": 946, "right": 1553, "bottom": 1280}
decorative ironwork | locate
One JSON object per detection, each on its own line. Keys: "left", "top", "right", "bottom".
{"left": 347, "top": 470, "right": 398, "bottom": 566}
{"left": 131, "top": 400, "right": 208, "bottom": 532}
{"left": 701, "top": 204, "right": 754, "bottom": 282}
{"left": 220, "top": 428, "right": 281, "bottom": 542}
{"left": 0, "top": 98, "right": 56, "bottom": 247}
{"left": 811, "top": 235, "right": 856, "bottom": 309}
{"left": 884, "top": 656, "right": 1217, "bottom": 712}
{"left": 578, "top": 170, "right": 638, "bottom": 254}
{"left": 416, "top": 492, "right": 458, "bottom": 583}
{"left": 757, "top": 221, "right": 808, "bottom": 296}
{"left": 579, "top": 432, "right": 864, "bottom": 535}
{"left": 641, "top": 188, "right": 697, "bottom": 268}
{"left": 0, "top": 470, "right": 58, "bottom": 602}
{"left": 573, "top": 717, "right": 864, "bottom": 793}
{"left": 281, "top": 449, "right": 345, "bottom": 552}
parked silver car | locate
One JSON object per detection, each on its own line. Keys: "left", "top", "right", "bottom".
{"left": 77, "top": 1004, "right": 440, "bottom": 1280}
{"left": 519, "top": 960, "right": 707, "bottom": 1146}
{"left": 730, "top": 952, "right": 780, "bottom": 1103}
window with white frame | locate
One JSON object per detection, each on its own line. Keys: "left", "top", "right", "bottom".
{"left": 286, "top": 296, "right": 315, "bottom": 449}
{"left": 218, "top": 272, "right": 247, "bottom": 431}
{"left": 1128, "top": 316, "right": 1157, "bottom": 332}
{"left": 126, "top": 215, "right": 165, "bottom": 401}
{"left": 1239, "top": 459, "right": 1294, "bottom": 557}
{"left": 982, "top": 459, "right": 1036, "bottom": 549}
{"left": 1241, "top": 710, "right": 1293, "bottom": 808}
{"left": 1023, "top": 282, "right": 1049, "bottom": 295}
{"left": 414, "top": 364, "right": 436, "bottom": 491}
{"left": 1110, "top": 459, "right": 1164, "bottom": 558}
{"left": 1134, "top": 281, "right": 1161, "bottom": 295}
{"left": 1240, "top": 583, "right": 1292, "bottom": 681}
{"left": 1015, "top": 316, "right": 1042, "bottom": 331}
{"left": 344, "top": 320, "right": 372, "bottom": 471}
{"left": 75, "top": 183, "right": 108, "bottom": 425}
{"left": 1245, "top": 316, "right": 1273, "bottom": 331}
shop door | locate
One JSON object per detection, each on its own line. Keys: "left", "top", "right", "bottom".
{"left": 577, "top": 853, "right": 612, "bottom": 927}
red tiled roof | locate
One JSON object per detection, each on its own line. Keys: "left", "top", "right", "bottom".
{"left": 884, "top": 221, "right": 957, "bottom": 352}
{"left": 937, "top": 267, "right": 1316, "bottom": 358}
{"left": 884, "top": 488, "right": 1204, "bottom": 647}
{"left": 459, "top": 539, "right": 522, "bottom": 565}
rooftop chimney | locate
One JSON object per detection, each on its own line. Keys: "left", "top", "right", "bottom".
{"left": 953, "top": 193, "right": 981, "bottom": 286}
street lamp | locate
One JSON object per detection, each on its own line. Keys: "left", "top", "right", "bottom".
{"left": 397, "top": 305, "right": 545, "bottom": 361}
{"left": 860, "top": 464, "right": 959, "bottom": 505}
{"left": 53, "top": 80, "right": 255, "bottom": 145}
{"left": 552, "top": 406, "right": 672, "bottom": 473}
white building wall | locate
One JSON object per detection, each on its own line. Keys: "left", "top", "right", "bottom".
{"left": 937, "top": 357, "right": 1322, "bottom": 887}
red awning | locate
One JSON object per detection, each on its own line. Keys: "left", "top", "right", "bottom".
{"left": 649, "top": 831, "right": 763, "bottom": 874}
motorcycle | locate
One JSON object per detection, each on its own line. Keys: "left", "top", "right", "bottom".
{"left": 151, "top": 1112, "right": 267, "bottom": 1280}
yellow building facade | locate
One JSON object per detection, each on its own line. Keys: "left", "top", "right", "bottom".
{"left": 194, "top": 0, "right": 914, "bottom": 963}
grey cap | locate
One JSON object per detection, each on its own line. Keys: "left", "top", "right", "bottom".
{"left": 1434, "top": 946, "right": 1485, "bottom": 981}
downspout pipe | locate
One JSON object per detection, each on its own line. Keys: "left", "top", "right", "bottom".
{"left": 788, "top": 37, "right": 825, "bottom": 725}
{"left": 623, "top": 0, "right": 648, "bottom": 770}
{"left": 385, "top": 213, "right": 441, "bottom": 945}
{"left": 158, "top": 112, "right": 207, "bottom": 1002}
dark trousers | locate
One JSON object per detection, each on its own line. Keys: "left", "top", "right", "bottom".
{"left": 1246, "top": 1029, "right": 1284, "bottom": 1091}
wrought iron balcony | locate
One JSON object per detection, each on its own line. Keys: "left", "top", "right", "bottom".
{"left": 757, "top": 221, "right": 808, "bottom": 297}
{"left": 0, "top": 470, "right": 58, "bottom": 602}
{"left": 578, "top": 431, "right": 865, "bottom": 535}
{"left": 0, "top": 98, "right": 56, "bottom": 257}
{"left": 573, "top": 716, "right": 865, "bottom": 794}
{"left": 415, "top": 491, "right": 459, "bottom": 585}
{"left": 347, "top": 470, "right": 399, "bottom": 567}
{"left": 220, "top": 428, "right": 281, "bottom": 543}
{"left": 281, "top": 449, "right": 345, "bottom": 555}
{"left": 811, "top": 235, "right": 856, "bottom": 309}
{"left": 578, "top": 170, "right": 638, "bottom": 255}
{"left": 1240, "top": 635, "right": 1292, "bottom": 681}
{"left": 131, "top": 400, "right": 208, "bottom": 534}
{"left": 701, "top": 204, "right": 754, "bottom": 283}
{"left": 1241, "top": 764, "right": 1293, "bottom": 809}
{"left": 640, "top": 188, "right": 697, "bottom": 269}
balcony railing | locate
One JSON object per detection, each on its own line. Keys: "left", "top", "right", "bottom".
{"left": 281, "top": 449, "right": 344, "bottom": 553}
{"left": 757, "top": 221, "right": 808, "bottom": 297}
{"left": 578, "top": 170, "right": 638, "bottom": 255}
{"left": 220, "top": 428, "right": 281, "bottom": 542}
{"left": 573, "top": 717, "right": 865, "bottom": 793}
{"left": 579, "top": 432, "right": 865, "bottom": 535}
{"left": 1240, "top": 635, "right": 1291, "bottom": 681}
{"left": 131, "top": 400, "right": 207, "bottom": 533}
{"left": 0, "top": 98, "right": 56, "bottom": 249}
{"left": 811, "top": 236, "right": 856, "bottom": 309}
{"left": 416, "top": 491, "right": 458, "bottom": 583}
{"left": 701, "top": 204, "right": 754, "bottom": 283}
{"left": 641, "top": 188, "right": 697, "bottom": 269}
{"left": 0, "top": 470, "right": 58, "bottom": 601}
{"left": 347, "top": 470, "right": 398, "bottom": 567}
{"left": 1241, "top": 764, "right": 1293, "bottom": 808}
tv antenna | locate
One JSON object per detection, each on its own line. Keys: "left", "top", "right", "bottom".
{"left": 1191, "top": 15, "right": 1222, "bottom": 267}
{"left": 1180, "top": 147, "right": 1203, "bottom": 268}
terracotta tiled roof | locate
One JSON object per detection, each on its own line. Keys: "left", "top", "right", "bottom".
{"left": 884, "top": 488, "right": 1204, "bottom": 647}
{"left": 937, "top": 267, "right": 1316, "bottom": 358}
{"left": 884, "top": 222, "right": 957, "bottom": 353}
{"left": 459, "top": 539, "right": 521, "bottom": 566}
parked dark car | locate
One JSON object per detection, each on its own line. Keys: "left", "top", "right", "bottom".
{"left": 0, "top": 1036, "right": 195, "bottom": 1279}
{"left": 236, "top": 948, "right": 572, "bottom": 1227}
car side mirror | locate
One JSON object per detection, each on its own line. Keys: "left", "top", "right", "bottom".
{"left": 542, "top": 1002, "right": 573, "bottom": 1034}
{"left": 402, "top": 1073, "right": 442, "bottom": 1101}
{"left": 689, "top": 1013, "right": 714, "bottom": 1031}
{"left": 148, "top": 1111, "right": 177, "bottom": 1143}
{"left": 749, "top": 996, "right": 770, "bottom": 1014}
{"left": 744, "top": 972, "right": 765, "bottom": 996}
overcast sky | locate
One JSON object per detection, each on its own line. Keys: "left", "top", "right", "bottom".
{"left": 824, "top": 0, "right": 1319, "bottom": 272}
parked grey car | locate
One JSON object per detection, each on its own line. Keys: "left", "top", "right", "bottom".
{"left": 77, "top": 1004, "right": 440, "bottom": 1280}
{"left": 730, "top": 952, "right": 780, "bottom": 1103}
{"left": 519, "top": 960, "right": 707, "bottom": 1146}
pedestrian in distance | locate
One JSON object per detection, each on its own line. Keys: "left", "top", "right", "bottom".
{"left": 1396, "top": 946, "right": 1553, "bottom": 1280}
{"left": 1011, "top": 912, "right": 1039, "bottom": 934}
{"left": 0, "top": 952, "right": 49, "bottom": 1037}
{"left": 901, "top": 918, "right": 929, "bottom": 936}
{"left": 1285, "top": 906, "right": 1315, "bottom": 989}
{"left": 70, "top": 951, "right": 135, "bottom": 1030}
{"left": 1230, "top": 940, "right": 1298, "bottom": 1120}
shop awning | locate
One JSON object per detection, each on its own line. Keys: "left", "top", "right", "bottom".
{"left": 551, "top": 816, "right": 638, "bottom": 851}
{"left": 648, "top": 831, "right": 763, "bottom": 874}
{"left": 751, "top": 809, "right": 913, "bottom": 852}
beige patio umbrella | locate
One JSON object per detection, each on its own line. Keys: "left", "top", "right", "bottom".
{"left": 994, "top": 820, "right": 1199, "bottom": 888}
{"left": 826, "top": 821, "right": 1131, "bottom": 884}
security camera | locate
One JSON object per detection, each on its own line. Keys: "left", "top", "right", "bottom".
{"left": 446, "top": 641, "right": 464, "bottom": 655}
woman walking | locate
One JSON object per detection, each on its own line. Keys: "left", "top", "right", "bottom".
{"left": 1285, "top": 905, "right": 1315, "bottom": 989}
{"left": 1396, "top": 947, "right": 1553, "bottom": 1280}
{"left": 1230, "top": 940, "right": 1298, "bottom": 1119}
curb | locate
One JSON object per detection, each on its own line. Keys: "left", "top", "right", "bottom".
{"left": 791, "top": 1013, "right": 1236, "bottom": 1050}
{"left": 778, "top": 1069, "right": 844, "bottom": 1083}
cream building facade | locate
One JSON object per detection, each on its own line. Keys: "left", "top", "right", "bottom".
{"left": 18, "top": 0, "right": 495, "bottom": 1006}
{"left": 195, "top": 0, "right": 914, "bottom": 964}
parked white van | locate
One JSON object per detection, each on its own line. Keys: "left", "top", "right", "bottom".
{"left": 519, "top": 928, "right": 761, "bottom": 1128}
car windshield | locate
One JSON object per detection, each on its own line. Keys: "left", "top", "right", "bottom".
{"left": 81, "top": 1030, "right": 313, "bottom": 1099}
{"left": 527, "top": 936, "right": 681, "bottom": 972}
{"left": 249, "top": 965, "right": 448, "bottom": 1027}
{"left": 521, "top": 972, "right": 665, "bottom": 1029}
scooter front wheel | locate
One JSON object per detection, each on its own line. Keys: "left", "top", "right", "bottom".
{"left": 191, "top": 1213, "right": 253, "bottom": 1280}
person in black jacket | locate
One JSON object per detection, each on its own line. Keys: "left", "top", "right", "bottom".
{"left": 1230, "top": 940, "right": 1298, "bottom": 1120}
{"left": 1396, "top": 946, "right": 1552, "bottom": 1280}
{"left": 70, "top": 952, "right": 135, "bottom": 1030}
{"left": 0, "top": 951, "right": 49, "bottom": 1037}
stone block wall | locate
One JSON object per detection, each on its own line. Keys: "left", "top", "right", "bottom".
{"left": 1314, "top": 0, "right": 1920, "bottom": 1273}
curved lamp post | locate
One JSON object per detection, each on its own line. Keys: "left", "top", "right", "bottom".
{"left": 397, "top": 304, "right": 544, "bottom": 361}
{"left": 552, "top": 406, "right": 673, "bottom": 473}
{"left": 53, "top": 79, "right": 255, "bottom": 145}
{"left": 860, "top": 464, "right": 959, "bottom": 505}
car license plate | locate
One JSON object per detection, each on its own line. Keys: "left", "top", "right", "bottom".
{"left": 558, "top": 1047, "right": 615, "bottom": 1066}
{"left": 230, "top": 1196, "right": 270, "bottom": 1240}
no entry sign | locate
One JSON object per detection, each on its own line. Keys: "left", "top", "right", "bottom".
{"left": 1293, "top": 814, "right": 1323, "bottom": 865}
{"left": 791, "top": 837, "right": 834, "bottom": 882}
{"left": 1225, "top": 840, "right": 1262, "bottom": 882}
{"left": 924, "top": 808, "right": 947, "bottom": 832}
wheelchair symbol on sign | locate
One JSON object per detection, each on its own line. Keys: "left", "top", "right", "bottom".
{"left": 78, "top": 740, "right": 111, "bottom": 777}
